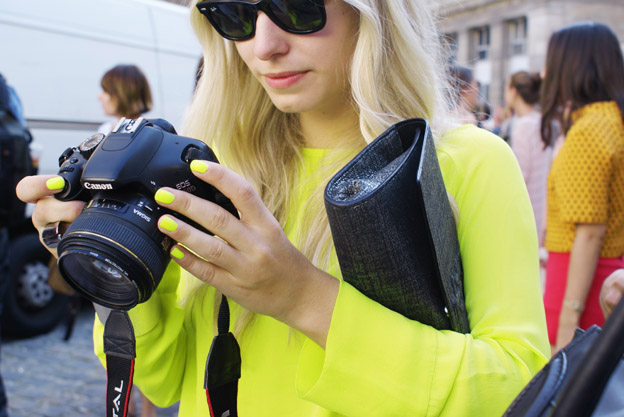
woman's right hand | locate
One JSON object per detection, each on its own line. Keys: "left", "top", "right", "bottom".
{"left": 15, "top": 175, "right": 86, "bottom": 257}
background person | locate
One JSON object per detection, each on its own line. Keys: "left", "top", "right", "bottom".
{"left": 97, "top": 64, "right": 153, "bottom": 134}
{"left": 18, "top": 1, "right": 549, "bottom": 415}
{"left": 0, "top": 71, "right": 28, "bottom": 417}
{"left": 540, "top": 22, "right": 624, "bottom": 353}
{"left": 448, "top": 64, "right": 480, "bottom": 125}
{"left": 505, "top": 71, "right": 552, "bottom": 247}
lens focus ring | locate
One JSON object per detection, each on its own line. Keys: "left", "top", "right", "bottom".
{"left": 60, "top": 212, "right": 166, "bottom": 288}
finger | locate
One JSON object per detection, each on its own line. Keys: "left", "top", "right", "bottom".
{"left": 154, "top": 187, "right": 249, "bottom": 250}
{"left": 604, "top": 287, "right": 623, "bottom": 313}
{"left": 16, "top": 175, "right": 66, "bottom": 203}
{"left": 600, "top": 270, "right": 624, "bottom": 318}
{"left": 189, "top": 160, "right": 276, "bottom": 225}
{"left": 31, "top": 197, "right": 84, "bottom": 232}
{"left": 157, "top": 215, "right": 239, "bottom": 272}
{"left": 612, "top": 272, "right": 624, "bottom": 292}
{"left": 168, "top": 244, "right": 233, "bottom": 291}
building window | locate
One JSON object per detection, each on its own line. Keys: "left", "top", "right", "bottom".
{"left": 471, "top": 26, "right": 490, "bottom": 60}
{"left": 507, "top": 17, "right": 528, "bottom": 56}
{"left": 480, "top": 83, "right": 490, "bottom": 103}
{"left": 442, "top": 32, "right": 459, "bottom": 63}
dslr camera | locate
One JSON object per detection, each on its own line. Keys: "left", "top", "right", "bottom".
{"left": 52, "top": 117, "right": 236, "bottom": 309}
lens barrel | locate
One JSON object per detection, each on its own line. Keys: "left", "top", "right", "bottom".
{"left": 57, "top": 202, "right": 169, "bottom": 310}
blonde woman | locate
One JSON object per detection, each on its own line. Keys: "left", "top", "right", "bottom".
{"left": 17, "top": 0, "right": 549, "bottom": 415}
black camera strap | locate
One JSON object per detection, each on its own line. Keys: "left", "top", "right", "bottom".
{"left": 103, "top": 309, "right": 136, "bottom": 417}
{"left": 204, "top": 295, "right": 241, "bottom": 417}
{"left": 182, "top": 146, "right": 242, "bottom": 415}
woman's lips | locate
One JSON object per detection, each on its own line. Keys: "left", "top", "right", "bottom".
{"left": 263, "top": 71, "right": 308, "bottom": 88}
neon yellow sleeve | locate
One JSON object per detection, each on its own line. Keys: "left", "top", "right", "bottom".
{"left": 296, "top": 125, "right": 550, "bottom": 416}
{"left": 93, "top": 261, "right": 187, "bottom": 408}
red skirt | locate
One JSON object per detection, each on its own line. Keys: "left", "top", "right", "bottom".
{"left": 543, "top": 251, "right": 624, "bottom": 345}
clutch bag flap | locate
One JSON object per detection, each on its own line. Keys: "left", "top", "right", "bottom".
{"left": 324, "top": 118, "right": 469, "bottom": 332}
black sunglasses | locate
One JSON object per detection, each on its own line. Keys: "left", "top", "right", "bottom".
{"left": 196, "top": 0, "right": 327, "bottom": 41}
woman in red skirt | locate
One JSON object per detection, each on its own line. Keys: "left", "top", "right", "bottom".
{"left": 541, "top": 22, "right": 624, "bottom": 353}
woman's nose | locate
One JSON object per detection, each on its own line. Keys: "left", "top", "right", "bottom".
{"left": 252, "top": 12, "right": 289, "bottom": 60}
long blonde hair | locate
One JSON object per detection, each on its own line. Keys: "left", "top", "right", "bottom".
{"left": 180, "top": 0, "right": 453, "bottom": 318}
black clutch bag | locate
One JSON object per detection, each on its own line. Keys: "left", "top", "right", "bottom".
{"left": 324, "top": 118, "right": 469, "bottom": 332}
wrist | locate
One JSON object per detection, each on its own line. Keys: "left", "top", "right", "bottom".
{"left": 562, "top": 298, "right": 584, "bottom": 314}
{"left": 282, "top": 267, "right": 339, "bottom": 348}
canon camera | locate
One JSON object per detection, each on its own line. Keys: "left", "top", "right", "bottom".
{"left": 53, "top": 117, "right": 236, "bottom": 309}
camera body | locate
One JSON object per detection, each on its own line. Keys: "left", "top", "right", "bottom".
{"left": 54, "top": 118, "right": 236, "bottom": 309}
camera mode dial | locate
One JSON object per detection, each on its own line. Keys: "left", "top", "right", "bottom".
{"left": 78, "top": 133, "right": 106, "bottom": 160}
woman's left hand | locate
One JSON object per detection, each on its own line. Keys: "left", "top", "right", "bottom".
{"left": 154, "top": 160, "right": 339, "bottom": 348}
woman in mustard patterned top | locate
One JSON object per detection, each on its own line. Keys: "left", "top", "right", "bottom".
{"left": 541, "top": 22, "right": 624, "bottom": 352}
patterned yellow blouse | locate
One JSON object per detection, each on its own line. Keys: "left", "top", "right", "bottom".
{"left": 545, "top": 101, "right": 624, "bottom": 257}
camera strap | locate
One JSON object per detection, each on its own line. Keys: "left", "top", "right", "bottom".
{"left": 103, "top": 309, "right": 136, "bottom": 417}
{"left": 204, "top": 295, "right": 241, "bottom": 417}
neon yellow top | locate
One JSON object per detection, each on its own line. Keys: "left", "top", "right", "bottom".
{"left": 94, "top": 124, "right": 549, "bottom": 416}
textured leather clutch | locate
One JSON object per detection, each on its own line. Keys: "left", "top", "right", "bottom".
{"left": 324, "top": 118, "right": 469, "bottom": 332}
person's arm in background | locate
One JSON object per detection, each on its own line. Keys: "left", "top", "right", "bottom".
{"left": 556, "top": 224, "right": 605, "bottom": 351}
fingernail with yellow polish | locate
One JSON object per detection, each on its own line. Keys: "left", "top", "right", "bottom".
{"left": 46, "top": 176, "right": 66, "bottom": 191}
{"left": 171, "top": 247, "right": 185, "bottom": 260}
{"left": 190, "top": 160, "right": 208, "bottom": 174}
{"left": 155, "top": 189, "right": 175, "bottom": 205}
{"left": 159, "top": 216, "right": 178, "bottom": 232}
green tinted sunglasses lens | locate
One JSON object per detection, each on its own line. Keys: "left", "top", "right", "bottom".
{"left": 269, "top": 0, "right": 324, "bottom": 32}
{"left": 198, "top": 0, "right": 325, "bottom": 40}
{"left": 206, "top": 4, "right": 255, "bottom": 39}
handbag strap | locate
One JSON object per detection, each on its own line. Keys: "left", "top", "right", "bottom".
{"left": 552, "top": 298, "right": 624, "bottom": 417}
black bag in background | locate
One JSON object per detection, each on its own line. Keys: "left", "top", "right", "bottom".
{"left": 503, "top": 297, "right": 624, "bottom": 417}
{"left": 324, "top": 118, "right": 469, "bottom": 333}
{"left": 0, "top": 74, "right": 33, "bottom": 228}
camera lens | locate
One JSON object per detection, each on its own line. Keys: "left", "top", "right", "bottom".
{"left": 57, "top": 194, "right": 170, "bottom": 310}
{"left": 59, "top": 251, "right": 139, "bottom": 308}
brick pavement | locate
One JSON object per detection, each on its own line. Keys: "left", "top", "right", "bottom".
{"left": 1, "top": 305, "right": 179, "bottom": 417}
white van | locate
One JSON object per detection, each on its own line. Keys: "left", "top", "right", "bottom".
{"left": 0, "top": 0, "right": 201, "bottom": 338}
{"left": 0, "top": 0, "right": 201, "bottom": 175}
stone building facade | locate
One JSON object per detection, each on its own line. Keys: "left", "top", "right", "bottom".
{"left": 437, "top": 0, "right": 624, "bottom": 107}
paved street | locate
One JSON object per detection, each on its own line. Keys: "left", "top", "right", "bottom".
{"left": 1, "top": 306, "right": 179, "bottom": 417}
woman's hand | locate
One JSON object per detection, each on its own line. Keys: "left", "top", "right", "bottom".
{"left": 154, "top": 160, "right": 339, "bottom": 348}
{"left": 15, "top": 175, "right": 85, "bottom": 257}
{"left": 600, "top": 269, "right": 624, "bottom": 319}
